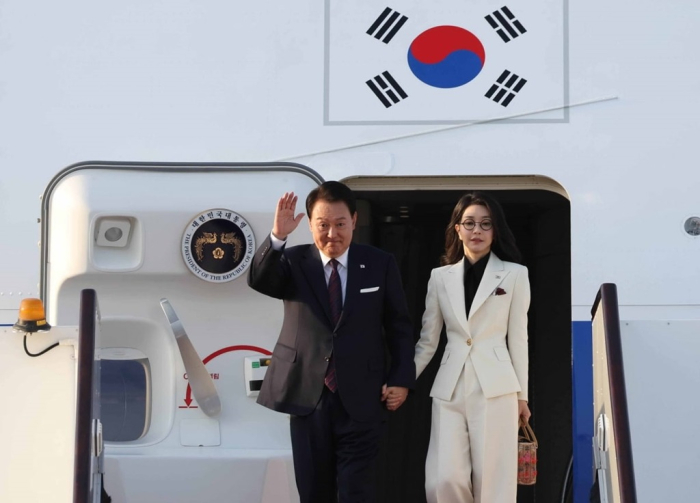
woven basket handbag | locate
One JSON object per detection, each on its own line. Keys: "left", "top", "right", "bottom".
{"left": 517, "top": 419, "right": 538, "bottom": 485}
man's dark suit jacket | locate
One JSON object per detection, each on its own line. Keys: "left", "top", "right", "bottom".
{"left": 248, "top": 236, "right": 415, "bottom": 422}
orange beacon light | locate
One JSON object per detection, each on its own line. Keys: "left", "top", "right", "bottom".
{"left": 13, "top": 298, "right": 51, "bottom": 333}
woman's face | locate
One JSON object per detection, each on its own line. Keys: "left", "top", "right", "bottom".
{"left": 455, "top": 204, "right": 494, "bottom": 263}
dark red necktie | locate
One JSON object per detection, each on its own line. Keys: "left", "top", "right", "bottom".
{"left": 328, "top": 259, "right": 342, "bottom": 326}
{"left": 324, "top": 259, "right": 341, "bottom": 392}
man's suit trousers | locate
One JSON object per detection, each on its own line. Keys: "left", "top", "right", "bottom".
{"left": 290, "top": 387, "right": 384, "bottom": 503}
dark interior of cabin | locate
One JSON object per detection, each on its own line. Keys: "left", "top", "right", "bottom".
{"left": 352, "top": 188, "right": 572, "bottom": 503}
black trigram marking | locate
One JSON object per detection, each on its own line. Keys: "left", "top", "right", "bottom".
{"left": 367, "top": 7, "right": 408, "bottom": 44}
{"left": 366, "top": 71, "right": 408, "bottom": 108}
{"left": 485, "top": 70, "right": 527, "bottom": 107}
{"left": 485, "top": 6, "right": 527, "bottom": 43}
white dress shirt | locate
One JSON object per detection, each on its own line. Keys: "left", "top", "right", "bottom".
{"left": 269, "top": 233, "right": 348, "bottom": 302}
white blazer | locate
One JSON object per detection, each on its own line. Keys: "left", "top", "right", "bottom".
{"left": 415, "top": 252, "right": 530, "bottom": 402}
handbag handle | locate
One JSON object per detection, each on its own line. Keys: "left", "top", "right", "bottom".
{"left": 518, "top": 419, "right": 538, "bottom": 447}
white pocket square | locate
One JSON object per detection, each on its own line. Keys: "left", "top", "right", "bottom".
{"left": 360, "top": 286, "right": 380, "bottom": 293}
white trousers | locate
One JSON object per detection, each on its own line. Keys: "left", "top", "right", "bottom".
{"left": 425, "top": 357, "right": 518, "bottom": 503}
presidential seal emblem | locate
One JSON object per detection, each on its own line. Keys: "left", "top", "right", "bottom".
{"left": 182, "top": 209, "right": 255, "bottom": 282}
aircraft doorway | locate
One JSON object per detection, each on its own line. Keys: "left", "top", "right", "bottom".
{"left": 347, "top": 177, "right": 572, "bottom": 503}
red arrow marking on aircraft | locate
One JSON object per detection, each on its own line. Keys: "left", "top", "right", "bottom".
{"left": 181, "top": 345, "right": 272, "bottom": 409}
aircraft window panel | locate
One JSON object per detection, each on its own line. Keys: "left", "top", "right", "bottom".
{"left": 101, "top": 357, "right": 151, "bottom": 442}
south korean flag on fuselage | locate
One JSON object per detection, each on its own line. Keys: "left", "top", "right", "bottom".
{"left": 325, "top": 0, "right": 567, "bottom": 124}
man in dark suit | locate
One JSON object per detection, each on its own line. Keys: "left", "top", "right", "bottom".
{"left": 248, "top": 181, "right": 415, "bottom": 503}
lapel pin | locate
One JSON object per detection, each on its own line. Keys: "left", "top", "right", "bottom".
{"left": 360, "top": 264, "right": 365, "bottom": 268}
{"left": 496, "top": 275, "right": 501, "bottom": 279}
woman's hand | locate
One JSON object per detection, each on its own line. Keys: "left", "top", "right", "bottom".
{"left": 518, "top": 400, "right": 531, "bottom": 423}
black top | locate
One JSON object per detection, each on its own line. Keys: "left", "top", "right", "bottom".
{"left": 463, "top": 253, "right": 489, "bottom": 319}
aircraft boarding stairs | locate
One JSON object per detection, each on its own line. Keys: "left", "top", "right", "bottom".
{"left": 2, "top": 285, "right": 699, "bottom": 502}
{"left": 589, "top": 284, "right": 699, "bottom": 503}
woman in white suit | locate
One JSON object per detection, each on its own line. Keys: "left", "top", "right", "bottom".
{"left": 415, "top": 192, "right": 531, "bottom": 503}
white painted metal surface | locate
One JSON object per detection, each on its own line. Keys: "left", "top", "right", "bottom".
{"left": 621, "top": 320, "right": 700, "bottom": 503}
{"left": 0, "top": 327, "right": 78, "bottom": 502}
{"left": 0, "top": 0, "right": 699, "bottom": 324}
{"left": 1, "top": 0, "right": 699, "bottom": 501}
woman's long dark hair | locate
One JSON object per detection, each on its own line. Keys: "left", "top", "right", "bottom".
{"left": 440, "top": 192, "right": 522, "bottom": 266}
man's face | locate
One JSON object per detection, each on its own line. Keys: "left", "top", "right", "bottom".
{"left": 309, "top": 200, "right": 357, "bottom": 258}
